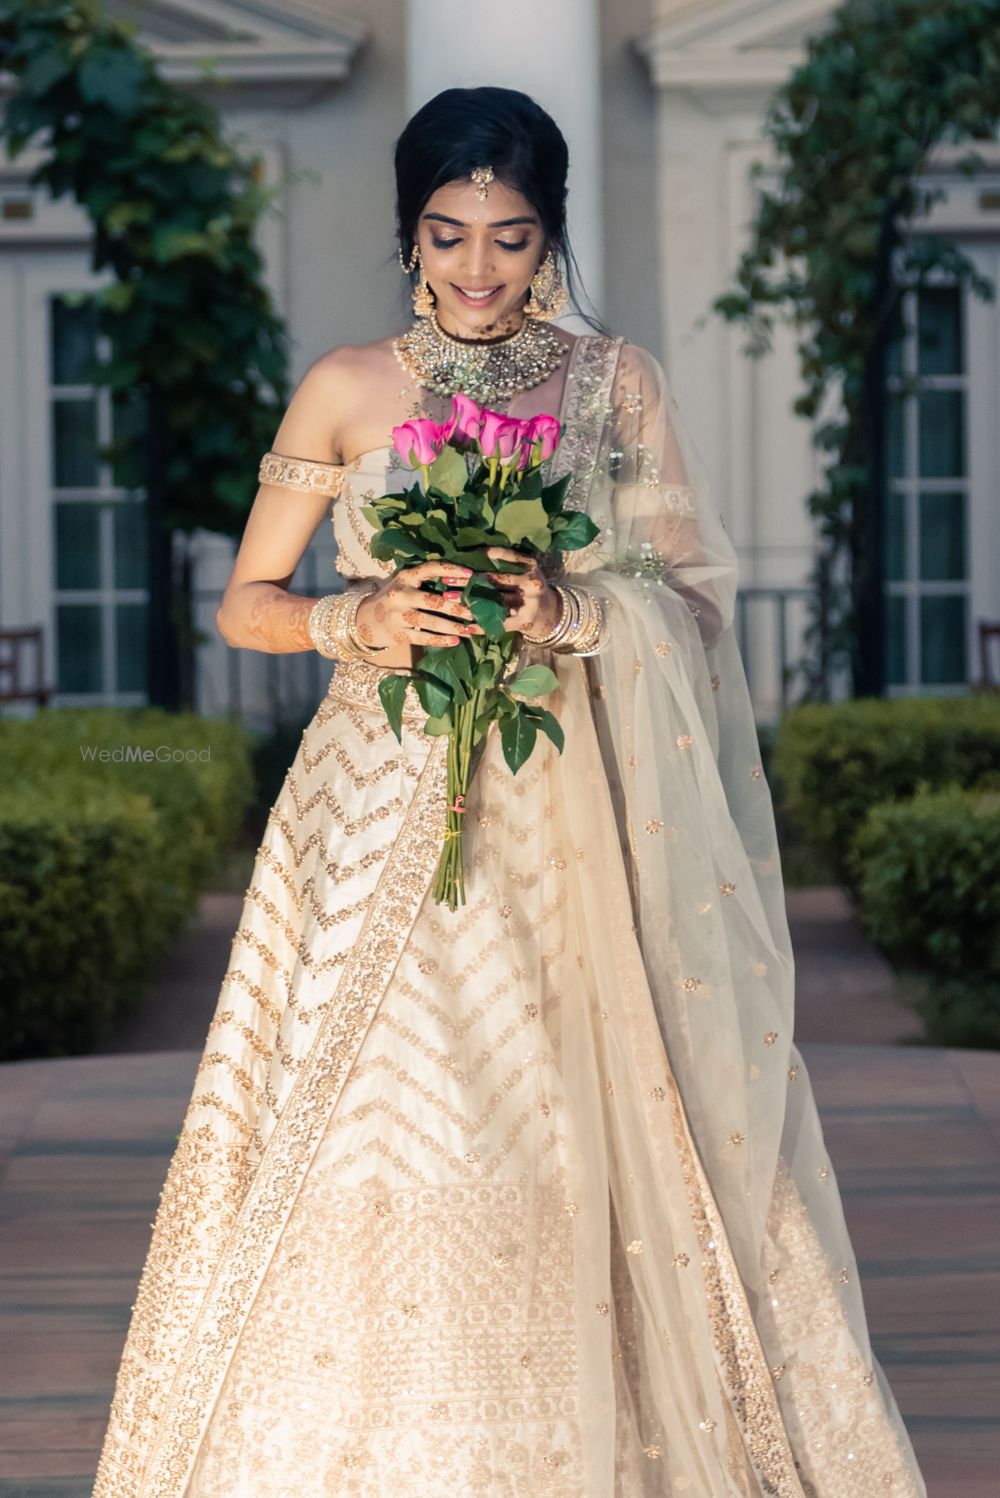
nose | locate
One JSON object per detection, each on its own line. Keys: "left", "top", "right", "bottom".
{"left": 460, "top": 236, "right": 497, "bottom": 283}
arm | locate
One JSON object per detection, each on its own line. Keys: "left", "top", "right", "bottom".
{"left": 215, "top": 351, "right": 347, "bottom": 654}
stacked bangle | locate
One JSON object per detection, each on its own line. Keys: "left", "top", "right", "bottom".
{"left": 308, "top": 582, "right": 386, "bottom": 662}
{"left": 522, "top": 582, "right": 608, "bottom": 656}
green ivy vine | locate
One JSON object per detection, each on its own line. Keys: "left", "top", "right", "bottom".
{"left": 712, "top": 0, "right": 1000, "bottom": 699}
{"left": 0, "top": 0, "right": 292, "bottom": 705}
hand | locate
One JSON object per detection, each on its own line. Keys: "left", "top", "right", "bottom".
{"left": 484, "top": 547, "right": 560, "bottom": 636}
{"left": 354, "top": 562, "right": 486, "bottom": 650}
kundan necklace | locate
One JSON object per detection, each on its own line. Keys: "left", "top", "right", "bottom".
{"left": 392, "top": 308, "right": 566, "bottom": 407}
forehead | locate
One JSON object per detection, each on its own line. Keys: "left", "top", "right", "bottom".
{"left": 420, "top": 176, "right": 538, "bottom": 225}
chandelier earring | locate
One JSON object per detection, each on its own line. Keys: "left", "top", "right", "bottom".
{"left": 400, "top": 241, "right": 435, "bottom": 319}
{"left": 525, "top": 248, "right": 569, "bottom": 322}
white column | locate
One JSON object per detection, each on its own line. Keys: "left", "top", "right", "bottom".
{"left": 405, "top": 0, "right": 604, "bottom": 326}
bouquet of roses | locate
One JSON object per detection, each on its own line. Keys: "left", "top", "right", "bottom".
{"left": 363, "top": 395, "right": 599, "bottom": 911}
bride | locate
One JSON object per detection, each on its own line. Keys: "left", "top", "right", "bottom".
{"left": 92, "top": 86, "right": 927, "bottom": 1497}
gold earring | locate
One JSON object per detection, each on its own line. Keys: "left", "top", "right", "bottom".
{"left": 401, "top": 242, "right": 434, "bottom": 318}
{"left": 411, "top": 247, "right": 435, "bottom": 318}
{"left": 525, "top": 249, "right": 568, "bottom": 321}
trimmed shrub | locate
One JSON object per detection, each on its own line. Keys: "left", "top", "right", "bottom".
{"left": 0, "top": 707, "right": 255, "bottom": 1059}
{"left": 773, "top": 696, "right": 1000, "bottom": 880}
{"left": 854, "top": 787, "right": 1000, "bottom": 976}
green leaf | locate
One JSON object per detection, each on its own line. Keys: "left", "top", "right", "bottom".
{"left": 541, "top": 473, "right": 572, "bottom": 513}
{"left": 550, "top": 511, "right": 600, "bottom": 551}
{"left": 377, "top": 674, "right": 409, "bottom": 743}
{"left": 494, "top": 498, "right": 551, "bottom": 550}
{"left": 513, "top": 468, "right": 544, "bottom": 501}
{"left": 78, "top": 46, "right": 146, "bottom": 115}
{"left": 507, "top": 663, "right": 558, "bottom": 698}
{"left": 455, "top": 526, "right": 496, "bottom": 548}
{"left": 500, "top": 708, "right": 538, "bottom": 775}
{"left": 359, "top": 505, "right": 384, "bottom": 529}
{"left": 428, "top": 446, "right": 469, "bottom": 497}
{"left": 420, "top": 650, "right": 471, "bottom": 705}
{"left": 369, "top": 527, "right": 426, "bottom": 562}
{"left": 422, "top": 713, "right": 452, "bottom": 736}
{"left": 468, "top": 581, "right": 507, "bottom": 640}
{"left": 414, "top": 672, "right": 453, "bottom": 718}
{"left": 525, "top": 705, "right": 565, "bottom": 754}
{"left": 495, "top": 692, "right": 519, "bottom": 723}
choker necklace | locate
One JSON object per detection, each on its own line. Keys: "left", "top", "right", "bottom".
{"left": 392, "top": 308, "right": 566, "bottom": 407}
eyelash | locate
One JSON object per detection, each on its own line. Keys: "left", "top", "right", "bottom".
{"left": 431, "top": 237, "right": 529, "bottom": 252}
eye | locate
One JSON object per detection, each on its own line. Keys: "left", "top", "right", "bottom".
{"left": 499, "top": 240, "right": 529, "bottom": 252}
{"left": 432, "top": 236, "right": 461, "bottom": 249}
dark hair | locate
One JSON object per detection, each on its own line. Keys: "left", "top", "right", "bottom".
{"left": 392, "top": 86, "right": 608, "bottom": 333}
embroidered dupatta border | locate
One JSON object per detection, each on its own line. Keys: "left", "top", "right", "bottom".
{"left": 556, "top": 336, "right": 808, "bottom": 1496}
{"left": 142, "top": 734, "right": 449, "bottom": 1494}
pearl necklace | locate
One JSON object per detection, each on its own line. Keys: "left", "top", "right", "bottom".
{"left": 392, "top": 308, "right": 566, "bottom": 407}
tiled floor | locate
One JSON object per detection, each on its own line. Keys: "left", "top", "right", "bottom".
{"left": 1, "top": 1042, "right": 997, "bottom": 1495}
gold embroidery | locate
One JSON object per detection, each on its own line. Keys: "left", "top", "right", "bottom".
{"left": 258, "top": 450, "right": 345, "bottom": 497}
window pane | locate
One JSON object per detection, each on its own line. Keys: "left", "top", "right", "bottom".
{"left": 885, "top": 393, "right": 905, "bottom": 478}
{"left": 918, "top": 390, "right": 964, "bottom": 479}
{"left": 886, "top": 594, "right": 907, "bottom": 686}
{"left": 885, "top": 489, "right": 906, "bottom": 581}
{"left": 920, "top": 594, "right": 967, "bottom": 685}
{"left": 52, "top": 398, "right": 99, "bottom": 487}
{"left": 57, "top": 603, "right": 103, "bottom": 693}
{"left": 919, "top": 491, "right": 966, "bottom": 582}
{"left": 114, "top": 500, "right": 147, "bottom": 589}
{"left": 111, "top": 388, "right": 148, "bottom": 490}
{"left": 50, "top": 295, "right": 98, "bottom": 385}
{"left": 115, "top": 602, "right": 148, "bottom": 693}
{"left": 917, "top": 286, "right": 962, "bottom": 376}
{"left": 54, "top": 501, "right": 102, "bottom": 590}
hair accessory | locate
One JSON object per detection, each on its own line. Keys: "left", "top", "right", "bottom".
{"left": 398, "top": 241, "right": 419, "bottom": 274}
{"left": 525, "top": 249, "right": 569, "bottom": 322}
{"left": 470, "top": 165, "right": 494, "bottom": 200}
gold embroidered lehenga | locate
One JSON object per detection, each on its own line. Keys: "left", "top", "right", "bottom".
{"left": 92, "top": 333, "right": 928, "bottom": 1497}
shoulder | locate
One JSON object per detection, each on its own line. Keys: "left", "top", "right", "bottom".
{"left": 301, "top": 337, "right": 396, "bottom": 393}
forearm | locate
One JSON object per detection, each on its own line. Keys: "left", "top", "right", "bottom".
{"left": 216, "top": 582, "right": 315, "bottom": 655}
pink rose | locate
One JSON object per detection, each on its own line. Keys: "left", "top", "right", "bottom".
{"left": 478, "top": 410, "right": 524, "bottom": 463}
{"left": 524, "top": 412, "right": 561, "bottom": 465}
{"left": 392, "top": 418, "right": 445, "bottom": 468}
{"left": 440, "top": 393, "right": 484, "bottom": 447}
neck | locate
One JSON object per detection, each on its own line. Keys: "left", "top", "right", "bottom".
{"left": 433, "top": 305, "right": 527, "bottom": 344}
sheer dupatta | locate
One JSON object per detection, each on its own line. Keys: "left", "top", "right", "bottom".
{"left": 510, "top": 334, "right": 927, "bottom": 1496}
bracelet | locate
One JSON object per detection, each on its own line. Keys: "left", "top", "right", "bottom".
{"left": 553, "top": 583, "right": 609, "bottom": 656}
{"left": 522, "top": 584, "right": 571, "bottom": 646}
{"left": 308, "top": 583, "right": 382, "bottom": 662}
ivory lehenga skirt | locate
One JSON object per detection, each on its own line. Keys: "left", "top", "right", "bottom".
{"left": 94, "top": 651, "right": 927, "bottom": 1498}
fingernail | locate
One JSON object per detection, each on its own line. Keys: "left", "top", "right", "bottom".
{"left": 443, "top": 590, "right": 460, "bottom": 600}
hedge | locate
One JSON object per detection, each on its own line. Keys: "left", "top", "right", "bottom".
{"left": 772, "top": 696, "right": 1000, "bottom": 881}
{"left": 855, "top": 786, "right": 1000, "bottom": 976}
{"left": 0, "top": 707, "right": 255, "bottom": 1060}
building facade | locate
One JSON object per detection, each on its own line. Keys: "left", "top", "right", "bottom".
{"left": 0, "top": 0, "right": 997, "bottom": 727}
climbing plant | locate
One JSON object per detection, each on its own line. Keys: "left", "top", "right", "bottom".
{"left": 0, "top": 0, "right": 291, "bottom": 705}
{"left": 712, "top": 0, "right": 1000, "bottom": 699}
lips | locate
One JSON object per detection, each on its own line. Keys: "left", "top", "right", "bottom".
{"left": 452, "top": 284, "right": 502, "bottom": 304}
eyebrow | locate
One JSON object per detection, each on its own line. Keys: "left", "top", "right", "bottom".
{"left": 421, "top": 212, "right": 538, "bottom": 229}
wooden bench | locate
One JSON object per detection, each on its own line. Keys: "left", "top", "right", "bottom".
{"left": 0, "top": 625, "right": 54, "bottom": 708}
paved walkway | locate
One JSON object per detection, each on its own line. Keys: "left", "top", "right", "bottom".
{"left": 2, "top": 886, "right": 997, "bottom": 1493}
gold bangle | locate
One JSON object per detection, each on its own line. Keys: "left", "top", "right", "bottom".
{"left": 308, "top": 583, "right": 380, "bottom": 662}
{"left": 522, "top": 584, "right": 572, "bottom": 646}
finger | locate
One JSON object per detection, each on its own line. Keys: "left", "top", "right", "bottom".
{"left": 403, "top": 560, "right": 474, "bottom": 584}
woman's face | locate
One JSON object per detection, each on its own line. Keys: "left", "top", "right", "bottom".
{"left": 414, "top": 176, "right": 548, "bottom": 339}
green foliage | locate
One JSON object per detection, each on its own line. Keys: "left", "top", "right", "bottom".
{"left": 0, "top": 706, "right": 255, "bottom": 1059}
{"left": 854, "top": 786, "right": 1000, "bottom": 975}
{"left": 0, "top": 0, "right": 290, "bottom": 537}
{"left": 772, "top": 694, "right": 1000, "bottom": 879}
{"left": 712, "top": 0, "right": 1000, "bottom": 694}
